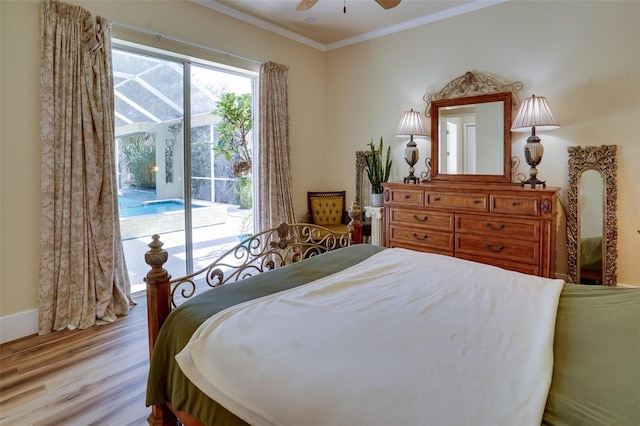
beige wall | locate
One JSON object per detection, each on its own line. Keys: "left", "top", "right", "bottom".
{"left": 0, "top": 0, "right": 326, "bottom": 321}
{"left": 325, "top": 0, "right": 639, "bottom": 285}
{"left": 1, "top": 0, "right": 638, "bottom": 331}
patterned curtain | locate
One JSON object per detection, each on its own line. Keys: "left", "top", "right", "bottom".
{"left": 39, "top": 0, "right": 133, "bottom": 334}
{"left": 257, "top": 61, "right": 296, "bottom": 231}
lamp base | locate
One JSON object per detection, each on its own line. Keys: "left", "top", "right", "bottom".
{"left": 520, "top": 176, "right": 546, "bottom": 189}
{"left": 521, "top": 132, "right": 546, "bottom": 189}
{"left": 404, "top": 140, "right": 420, "bottom": 184}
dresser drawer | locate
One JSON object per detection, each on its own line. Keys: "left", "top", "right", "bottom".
{"left": 455, "top": 235, "right": 540, "bottom": 265}
{"left": 456, "top": 254, "right": 541, "bottom": 276}
{"left": 383, "top": 182, "right": 558, "bottom": 278}
{"left": 490, "top": 195, "right": 539, "bottom": 216}
{"left": 389, "top": 225, "right": 454, "bottom": 252}
{"left": 426, "top": 192, "right": 487, "bottom": 211}
{"left": 388, "top": 241, "right": 453, "bottom": 256}
{"left": 455, "top": 214, "right": 541, "bottom": 241}
{"left": 390, "top": 208, "right": 454, "bottom": 232}
{"left": 388, "top": 188, "right": 424, "bottom": 205}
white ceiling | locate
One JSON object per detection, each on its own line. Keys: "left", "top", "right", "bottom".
{"left": 192, "top": 0, "right": 507, "bottom": 51}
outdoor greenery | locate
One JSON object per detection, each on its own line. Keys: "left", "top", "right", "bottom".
{"left": 212, "top": 93, "right": 253, "bottom": 208}
{"left": 365, "top": 137, "right": 392, "bottom": 194}
{"left": 238, "top": 210, "right": 253, "bottom": 236}
{"left": 118, "top": 92, "right": 254, "bottom": 209}
{"left": 234, "top": 177, "right": 252, "bottom": 209}
{"left": 166, "top": 122, "right": 182, "bottom": 184}
{"left": 190, "top": 125, "right": 213, "bottom": 201}
{"left": 120, "top": 134, "right": 156, "bottom": 189}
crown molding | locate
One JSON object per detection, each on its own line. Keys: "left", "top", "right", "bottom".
{"left": 192, "top": 0, "right": 508, "bottom": 52}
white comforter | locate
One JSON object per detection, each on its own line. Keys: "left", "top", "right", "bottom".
{"left": 177, "top": 248, "right": 564, "bottom": 426}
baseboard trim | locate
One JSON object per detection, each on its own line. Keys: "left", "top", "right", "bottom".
{"left": 617, "top": 282, "right": 640, "bottom": 288}
{"left": 0, "top": 308, "right": 38, "bottom": 344}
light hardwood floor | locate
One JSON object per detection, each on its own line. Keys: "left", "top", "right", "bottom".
{"left": 0, "top": 292, "right": 151, "bottom": 425}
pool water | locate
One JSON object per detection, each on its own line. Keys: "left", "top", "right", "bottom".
{"left": 119, "top": 199, "right": 202, "bottom": 217}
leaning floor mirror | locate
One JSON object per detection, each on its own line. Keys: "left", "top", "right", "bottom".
{"left": 566, "top": 145, "right": 618, "bottom": 286}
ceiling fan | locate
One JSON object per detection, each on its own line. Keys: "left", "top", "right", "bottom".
{"left": 296, "top": 0, "right": 401, "bottom": 12}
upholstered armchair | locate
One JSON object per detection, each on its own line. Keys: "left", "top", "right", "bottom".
{"left": 306, "top": 191, "right": 350, "bottom": 235}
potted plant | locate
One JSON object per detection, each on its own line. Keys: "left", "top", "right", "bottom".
{"left": 365, "top": 137, "right": 392, "bottom": 207}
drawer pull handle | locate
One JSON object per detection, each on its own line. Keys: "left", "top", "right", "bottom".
{"left": 485, "top": 222, "right": 505, "bottom": 231}
{"left": 484, "top": 243, "right": 504, "bottom": 253}
{"left": 433, "top": 197, "right": 441, "bottom": 202}
{"left": 404, "top": 195, "right": 411, "bottom": 199}
{"left": 512, "top": 202, "right": 518, "bottom": 207}
{"left": 413, "top": 233, "right": 428, "bottom": 241}
{"left": 473, "top": 200, "right": 481, "bottom": 205}
{"left": 413, "top": 214, "right": 428, "bottom": 222}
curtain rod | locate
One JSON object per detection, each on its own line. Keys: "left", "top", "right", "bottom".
{"left": 110, "top": 20, "right": 263, "bottom": 66}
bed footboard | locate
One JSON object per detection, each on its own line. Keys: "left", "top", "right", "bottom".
{"left": 143, "top": 222, "right": 356, "bottom": 425}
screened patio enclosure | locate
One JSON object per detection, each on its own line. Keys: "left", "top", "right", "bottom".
{"left": 112, "top": 45, "right": 256, "bottom": 286}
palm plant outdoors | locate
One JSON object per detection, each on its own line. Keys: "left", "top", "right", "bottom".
{"left": 365, "top": 137, "right": 393, "bottom": 194}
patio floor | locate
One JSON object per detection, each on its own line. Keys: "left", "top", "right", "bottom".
{"left": 120, "top": 203, "right": 228, "bottom": 240}
{"left": 123, "top": 205, "right": 251, "bottom": 293}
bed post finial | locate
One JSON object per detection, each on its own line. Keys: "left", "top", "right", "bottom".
{"left": 145, "top": 234, "right": 171, "bottom": 351}
{"left": 145, "top": 234, "right": 169, "bottom": 279}
{"left": 144, "top": 234, "right": 177, "bottom": 426}
{"left": 144, "top": 234, "right": 171, "bottom": 354}
{"left": 144, "top": 234, "right": 171, "bottom": 357}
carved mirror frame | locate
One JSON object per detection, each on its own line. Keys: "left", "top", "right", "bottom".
{"left": 423, "top": 71, "right": 523, "bottom": 183}
{"left": 355, "top": 150, "right": 372, "bottom": 212}
{"left": 566, "top": 145, "right": 618, "bottom": 286}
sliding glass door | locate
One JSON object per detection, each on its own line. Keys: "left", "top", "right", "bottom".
{"left": 112, "top": 45, "right": 255, "bottom": 292}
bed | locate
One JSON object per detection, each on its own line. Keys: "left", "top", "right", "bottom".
{"left": 143, "top": 223, "right": 639, "bottom": 426}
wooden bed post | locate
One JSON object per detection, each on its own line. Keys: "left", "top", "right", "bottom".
{"left": 350, "top": 220, "right": 363, "bottom": 244}
{"left": 144, "top": 234, "right": 177, "bottom": 426}
{"left": 348, "top": 201, "right": 363, "bottom": 244}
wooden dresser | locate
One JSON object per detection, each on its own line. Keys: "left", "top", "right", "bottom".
{"left": 382, "top": 182, "right": 559, "bottom": 278}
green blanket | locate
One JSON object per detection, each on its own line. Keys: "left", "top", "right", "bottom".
{"left": 146, "top": 246, "right": 640, "bottom": 426}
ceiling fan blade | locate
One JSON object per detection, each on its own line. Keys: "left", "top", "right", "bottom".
{"left": 296, "top": 0, "right": 319, "bottom": 11}
{"left": 375, "top": 0, "right": 401, "bottom": 10}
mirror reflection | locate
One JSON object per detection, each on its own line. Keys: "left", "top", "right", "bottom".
{"left": 430, "top": 92, "right": 512, "bottom": 183}
{"left": 578, "top": 169, "right": 604, "bottom": 284}
{"left": 437, "top": 101, "right": 505, "bottom": 175}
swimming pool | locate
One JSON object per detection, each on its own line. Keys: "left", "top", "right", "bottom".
{"left": 118, "top": 199, "right": 203, "bottom": 217}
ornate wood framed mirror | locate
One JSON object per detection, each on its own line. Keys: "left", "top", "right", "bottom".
{"left": 355, "top": 150, "right": 372, "bottom": 209}
{"left": 424, "top": 71, "right": 523, "bottom": 183}
{"left": 566, "top": 145, "right": 618, "bottom": 286}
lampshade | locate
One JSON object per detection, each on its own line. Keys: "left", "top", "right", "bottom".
{"left": 511, "top": 95, "right": 560, "bottom": 132}
{"left": 396, "top": 109, "right": 428, "bottom": 184}
{"left": 511, "top": 95, "right": 559, "bottom": 189}
{"left": 395, "top": 109, "right": 428, "bottom": 137}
